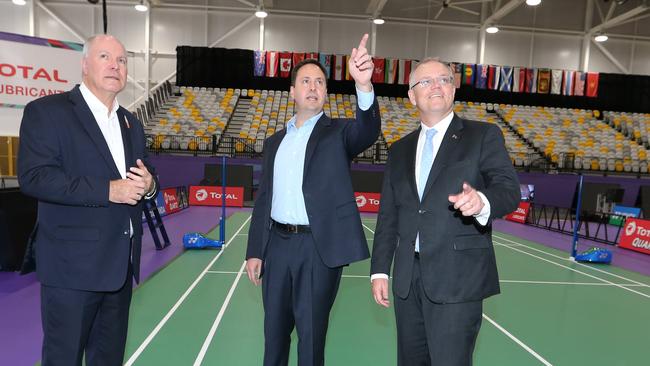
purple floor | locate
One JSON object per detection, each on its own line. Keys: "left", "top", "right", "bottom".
{"left": 1, "top": 210, "right": 649, "bottom": 366}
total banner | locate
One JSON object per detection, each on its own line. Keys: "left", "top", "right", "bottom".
{"left": 618, "top": 218, "right": 650, "bottom": 255}
{"left": 355, "top": 192, "right": 381, "bottom": 213}
{"left": 189, "top": 185, "right": 244, "bottom": 207}
{"left": 504, "top": 201, "right": 530, "bottom": 224}
{"left": 0, "top": 31, "right": 82, "bottom": 135}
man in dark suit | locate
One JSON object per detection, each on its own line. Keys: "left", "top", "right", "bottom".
{"left": 18, "top": 34, "right": 157, "bottom": 366}
{"left": 245, "top": 34, "right": 380, "bottom": 366}
{"left": 370, "top": 58, "right": 520, "bottom": 366}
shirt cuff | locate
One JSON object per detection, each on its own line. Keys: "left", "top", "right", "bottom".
{"left": 474, "top": 191, "right": 491, "bottom": 226}
{"left": 370, "top": 273, "right": 389, "bottom": 282}
{"left": 143, "top": 179, "right": 157, "bottom": 200}
{"left": 356, "top": 87, "right": 375, "bottom": 111}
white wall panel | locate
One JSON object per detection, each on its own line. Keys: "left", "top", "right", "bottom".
{"left": 318, "top": 18, "right": 371, "bottom": 55}
{"left": 207, "top": 12, "right": 258, "bottom": 50}
{"left": 484, "top": 31, "right": 532, "bottom": 67}
{"left": 376, "top": 23, "right": 426, "bottom": 60}
{"left": 0, "top": 3, "right": 29, "bottom": 35}
{"left": 531, "top": 34, "right": 581, "bottom": 70}
{"left": 151, "top": 9, "right": 207, "bottom": 52}
{"left": 426, "top": 26, "right": 477, "bottom": 64}
{"left": 36, "top": 4, "right": 93, "bottom": 43}
{"left": 630, "top": 43, "right": 650, "bottom": 75}
{"left": 265, "top": 15, "right": 318, "bottom": 52}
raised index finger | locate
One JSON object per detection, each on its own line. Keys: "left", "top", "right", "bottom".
{"left": 358, "top": 33, "right": 369, "bottom": 51}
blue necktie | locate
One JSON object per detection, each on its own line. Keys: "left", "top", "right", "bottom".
{"left": 418, "top": 129, "right": 437, "bottom": 200}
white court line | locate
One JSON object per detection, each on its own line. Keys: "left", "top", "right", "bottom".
{"left": 124, "top": 214, "right": 251, "bottom": 366}
{"left": 193, "top": 261, "right": 247, "bottom": 366}
{"left": 494, "top": 239, "right": 650, "bottom": 299}
{"left": 482, "top": 313, "right": 553, "bottom": 366}
{"left": 493, "top": 233, "right": 650, "bottom": 288}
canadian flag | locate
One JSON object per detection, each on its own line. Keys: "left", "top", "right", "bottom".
{"left": 279, "top": 52, "right": 292, "bottom": 78}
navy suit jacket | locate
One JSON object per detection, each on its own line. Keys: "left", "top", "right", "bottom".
{"left": 18, "top": 85, "right": 154, "bottom": 292}
{"left": 246, "top": 99, "right": 381, "bottom": 268}
{"left": 371, "top": 116, "right": 520, "bottom": 303}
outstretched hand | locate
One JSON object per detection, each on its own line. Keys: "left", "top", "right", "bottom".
{"left": 448, "top": 182, "right": 485, "bottom": 216}
{"left": 348, "top": 33, "right": 374, "bottom": 92}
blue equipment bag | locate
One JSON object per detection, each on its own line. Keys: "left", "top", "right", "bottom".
{"left": 183, "top": 232, "right": 223, "bottom": 249}
{"left": 575, "top": 247, "right": 612, "bottom": 264}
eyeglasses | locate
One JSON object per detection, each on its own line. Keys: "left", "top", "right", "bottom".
{"left": 410, "top": 75, "right": 454, "bottom": 89}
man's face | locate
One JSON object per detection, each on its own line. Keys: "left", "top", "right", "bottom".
{"left": 290, "top": 64, "right": 327, "bottom": 115}
{"left": 82, "top": 36, "right": 127, "bottom": 101}
{"left": 407, "top": 61, "right": 455, "bottom": 121}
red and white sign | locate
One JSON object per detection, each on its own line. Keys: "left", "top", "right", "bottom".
{"left": 505, "top": 201, "right": 530, "bottom": 224}
{"left": 355, "top": 192, "right": 381, "bottom": 213}
{"left": 162, "top": 188, "right": 182, "bottom": 214}
{"left": 189, "top": 186, "right": 244, "bottom": 207}
{"left": 618, "top": 218, "right": 650, "bottom": 255}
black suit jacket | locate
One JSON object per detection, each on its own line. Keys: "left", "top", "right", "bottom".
{"left": 18, "top": 85, "right": 155, "bottom": 291}
{"left": 371, "top": 115, "right": 520, "bottom": 303}
{"left": 246, "top": 99, "right": 381, "bottom": 268}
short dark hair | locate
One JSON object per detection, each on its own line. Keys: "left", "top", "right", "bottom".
{"left": 290, "top": 59, "right": 328, "bottom": 87}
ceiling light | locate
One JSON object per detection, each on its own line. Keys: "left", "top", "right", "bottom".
{"left": 486, "top": 25, "right": 499, "bottom": 34}
{"left": 255, "top": 7, "right": 268, "bottom": 18}
{"left": 134, "top": 0, "right": 148, "bottom": 12}
{"left": 12, "top": 0, "right": 27, "bottom": 5}
{"left": 373, "top": 18, "right": 385, "bottom": 25}
{"left": 594, "top": 33, "right": 608, "bottom": 42}
{"left": 526, "top": 0, "right": 542, "bottom": 6}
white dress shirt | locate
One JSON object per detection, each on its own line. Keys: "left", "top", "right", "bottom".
{"left": 79, "top": 83, "right": 132, "bottom": 236}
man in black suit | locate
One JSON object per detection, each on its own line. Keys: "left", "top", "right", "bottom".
{"left": 18, "top": 34, "right": 156, "bottom": 366}
{"left": 245, "top": 34, "right": 380, "bottom": 366}
{"left": 370, "top": 58, "right": 520, "bottom": 366}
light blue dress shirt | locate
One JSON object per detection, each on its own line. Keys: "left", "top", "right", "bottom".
{"left": 271, "top": 88, "right": 375, "bottom": 225}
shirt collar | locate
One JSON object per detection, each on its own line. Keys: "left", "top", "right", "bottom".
{"left": 420, "top": 111, "right": 454, "bottom": 137}
{"left": 79, "top": 82, "right": 120, "bottom": 118}
{"left": 287, "top": 111, "right": 324, "bottom": 132}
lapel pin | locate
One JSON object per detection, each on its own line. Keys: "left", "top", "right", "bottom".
{"left": 123, "top": 115, "right": 130, "bottom": 129}
{"left": 452, "top": 134, "right": 458, "bottom": 140}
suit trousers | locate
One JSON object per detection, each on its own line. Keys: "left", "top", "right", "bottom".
{"left": 394, "top": 256, "right": 483, "bottom": 366}
{"left": 262, "top": 227, "right": 342, "bottom": 366}
{"left": 40, "top": 263, "right": 133, "bottom": 366}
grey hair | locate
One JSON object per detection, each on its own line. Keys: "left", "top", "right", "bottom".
{"left": 82, "top": 34, "right": 124, "bottom": 58}
{"left": 408, "top": 57, "right": 455, "bottom": 89}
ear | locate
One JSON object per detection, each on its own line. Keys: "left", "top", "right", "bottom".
{"left": 289, "top": 86, "right": 295, "bottom": 101}
{"left": 407, "top": 89, "right": 416, "bottom": 106}
{"left": 81, "top": 57, "right": 88, "bottom": 76}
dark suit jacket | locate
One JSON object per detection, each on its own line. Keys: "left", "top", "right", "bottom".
{"left": 371, "top": 115, "right": 520, "bottom": 303}
{"left": 246, "top": 99, "right": 381, "bottom": 268}
{"left": 17, "top": 85, "right": 154, "bottom": 292}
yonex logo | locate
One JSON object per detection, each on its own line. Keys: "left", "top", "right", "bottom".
{"left": 625, "top": 221, "right": 636, "bottom": 236}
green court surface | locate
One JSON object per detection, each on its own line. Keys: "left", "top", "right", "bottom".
{"left": 123, "top": 212, "right": 650, "bottom": 365}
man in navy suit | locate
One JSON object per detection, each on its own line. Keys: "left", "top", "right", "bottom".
{"left": 245, "top": 34, "right": 380, "bottom": 366}
{"left": 18, "top": 34, "right": 157, "bottom": 366}
{"left": 371, "top": 58, "right": 520, "bottom": 366}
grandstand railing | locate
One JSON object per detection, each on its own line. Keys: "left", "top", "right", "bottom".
{"left": 146, "top": 134, "right": 216, "bottom": 156}
{"left": 525, "top": 203, "right": 624, "bottom": 246}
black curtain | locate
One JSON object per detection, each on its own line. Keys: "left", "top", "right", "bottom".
{"left": 176, "top": 46, "right": 650, "bottom": 113}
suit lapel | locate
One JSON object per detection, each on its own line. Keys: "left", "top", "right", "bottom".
{"left": 117, "top": 109, "right": 134, "bottom": 171}
{"left": 303, "top": 113, "right": 331, "bottom": 180}
{"left": 404, "top": 129, "right": 420, "bottom": 200}
{"left": 266, "top": 128, "right": 286, "bottom": 193}
{"left": 422, "top": 115, "right": 464, "bottom": 198}
{"left": 69, "top": 86, "right": 121, "bottom": 178}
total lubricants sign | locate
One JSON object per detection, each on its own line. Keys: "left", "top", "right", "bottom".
{"left": 355, "top": 192, "right": 380, "bottom": 213}
{"left": 618, "top": 218, "right": 650, "bottom": 255}
{"left": 189, "top": 186, "right": 244, "bottom": 207}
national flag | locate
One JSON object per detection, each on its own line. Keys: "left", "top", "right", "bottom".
{"left": 499, "top": 66, "right": 513, "bottom": 92}
{"left": 253, "top": 50, "right": 266, "bottom": 77}
{"left": 385, "top": 59, "right": 398, "bottom": 84}
{"left": 292, "top": 53, "right": 305, "bottom": 70}
{"left": 463, "top": 64, "right": 475, "bottom": 85}
{"left": 526, "top": 68, "right": 538, "bottom": 93}
{"left": 398, "top": 59, "right": 412, "bottom": 85}
{"left": 562, "top": 70, "right": 575, "bottom": 96}
{"left": 306, "top": 52, "right": 319, "bottom": 60}
{"left": 550, "top": 69, "right": 563, "bottom": 95}
{"left": 453, "top": 63, "right": 463, "bottom": 88}
{"left": 372, "top": 58, "right": 385, "bottom": 83}
{"left": 332, "top": 54, "right": 344, "bottom": 80}
{"left": 266, "top": 51, "right": 279, "bottom": 77}
{"left": 279, "top": 52, "right": 292, "bottom": 78}
{"left": 319, "top": 54, "right": 332, "bottom": 78}
{"left": 345, "top": 55, "right": 354, "bottom": 80}
{"left": 475, "top": 64, "right": 488, "bottom": 89}
{"left": 512, "top": 67, "right": 525, "bottom": 92}
{"left": 487, "top": 65, "right": 500, "bottom": 90}
{"left": 574, "top": 71, "right": 586, "bottom": 96}
{"left": 537, "top": 68, "right": 551, "bottom": 94}
{"left": 586, "top": 72, "right": 599, "bottom": 97}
